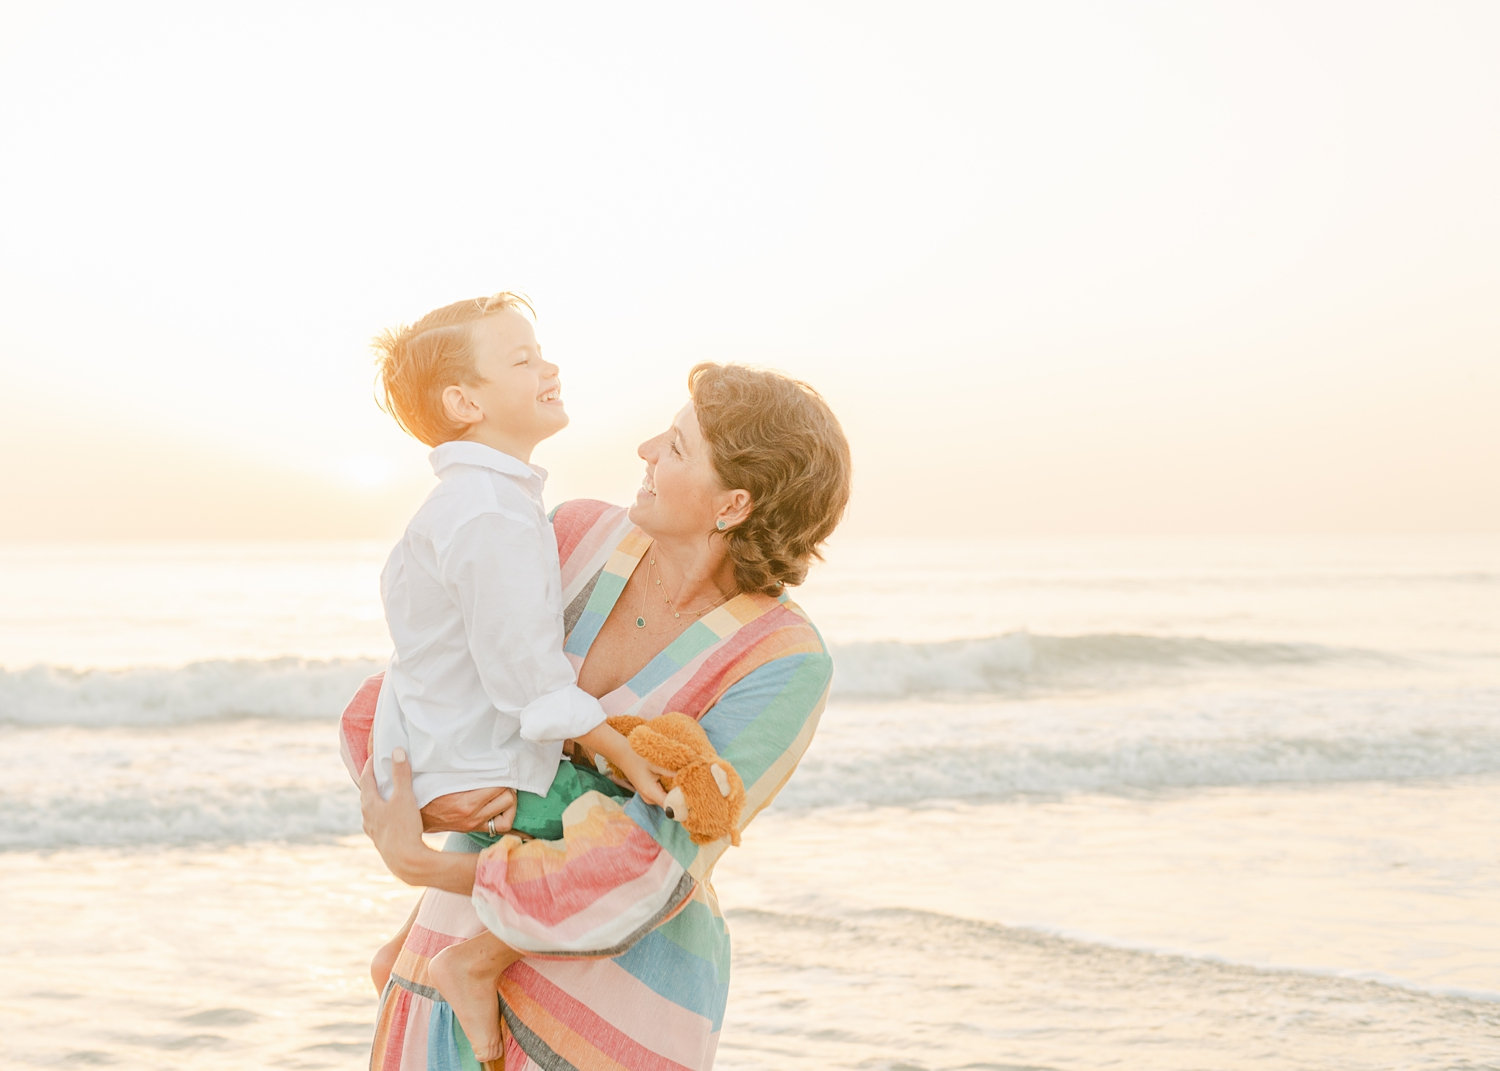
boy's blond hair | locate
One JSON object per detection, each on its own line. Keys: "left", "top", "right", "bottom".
{"left": 374, "top": 291, "right": 535, "bottom": 447}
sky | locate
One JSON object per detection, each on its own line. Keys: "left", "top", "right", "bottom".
{"left": 1, "top": 0, "right": 1497, "bottom": 542}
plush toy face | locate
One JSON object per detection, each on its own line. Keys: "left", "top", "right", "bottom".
{"left": 661, "top": 757, "right": 743, "bottom": 845}
{"left": 604, "top": 712, "right": 746, "bottom": 845}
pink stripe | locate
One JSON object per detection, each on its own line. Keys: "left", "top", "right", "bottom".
{"left": 506, "top": 962, "right": 698, "bottom": 1071}
{"left": 474, "top": 823, "right": 661, "bottom": 929}
{"left": 566, "top": 510, "right": 627, "bottom": 575}
{"left": 375, "top": 987, "right": 416, "bottom": 1071}
{"left": 667, "top": 609, "right": 821, "bottom": 716}
{"left": 553, "top": 499, "right": 612, "bottom": 567}
{"left": 528, "top": 957, "right": 717, "bottom": 1068}
{"left": 340, "top": 672, "right": 381, "bottom": 778}
{"left": 512, "top": 854, "right": 684, "bottom": 949}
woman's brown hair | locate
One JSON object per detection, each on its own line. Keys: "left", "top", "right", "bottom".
{"left": 689, "top": 363, "right": 852, "bottom": 596}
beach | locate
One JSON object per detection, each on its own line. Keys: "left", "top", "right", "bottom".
{"left": 2, "top": 533, "right": 1498, "bottom": 1069}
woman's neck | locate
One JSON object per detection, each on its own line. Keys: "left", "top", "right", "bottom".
{"left": 645, "top": 534, "right": 739, "bottom": 611}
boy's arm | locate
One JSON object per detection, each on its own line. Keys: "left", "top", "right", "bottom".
{"left": 574, "top": 721, "right": 668, "bottom": 807}
{"left": 441, "top": 511, "right": 607, "bottom": 745}
{"left": 443, "top": 511, "right": 667, "bottom": 805}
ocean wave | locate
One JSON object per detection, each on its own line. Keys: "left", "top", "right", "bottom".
{"left": 0, "top": 657, "right": 383, "bottom": 727}
{"left": 6, "top": 687, "right": 1498, "bottom": 851}
{"left": 829, "top": 632, "right": 1387, "bottom": 699}
{"left": 0, "top": 633, "right": 1392, "bottom": 727}
{"left": 0, "top": 784, "right": 361, "bottom": 853}
{"left": 774, "top": 726, "right": 1500, "bottom": 809}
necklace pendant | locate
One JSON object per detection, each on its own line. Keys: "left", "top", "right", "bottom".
{"left": 635, "top": 615, "right": 647, "bottom": 629}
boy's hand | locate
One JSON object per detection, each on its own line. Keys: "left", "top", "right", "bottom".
{"left": 611, "top": 748, "right": 669, "bottom": 808}
{"left": 575, "top": 722, "right": 668, "bottom": 808}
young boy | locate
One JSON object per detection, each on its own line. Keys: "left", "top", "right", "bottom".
{"left": 367, "top": 291, "right": 665, "bottom": 1064}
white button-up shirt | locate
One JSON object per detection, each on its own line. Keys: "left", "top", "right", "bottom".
{"left": 370, "top": 441, "right": 605, "bottom": 806}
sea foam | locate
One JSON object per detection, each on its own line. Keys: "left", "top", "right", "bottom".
{"left": 0, "top": 632, "right": 1394, "bottom": 728}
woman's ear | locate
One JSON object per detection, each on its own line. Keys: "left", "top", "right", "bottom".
{"left": 441, "top": 384, "right": 482, "bottom": 428}
{"left": 716, "top": 489, "right": 753, "bottom": 531}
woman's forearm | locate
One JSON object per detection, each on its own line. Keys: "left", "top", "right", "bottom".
{"left": 391, "top": 841, "right": 478, "bottom": 897}
{"left": 359, "top": 749, "right": 480, "bottom": 897}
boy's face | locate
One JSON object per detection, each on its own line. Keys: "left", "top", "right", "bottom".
{"left": 459, "top": 308, "right": 568, "bottom": 456}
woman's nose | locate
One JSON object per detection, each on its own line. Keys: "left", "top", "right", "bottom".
{"left": 638, "top": 433, "right": 661, "bottom": 461}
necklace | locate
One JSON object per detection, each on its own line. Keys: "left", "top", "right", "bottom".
{"left": 634, "top": 543, "right": 735, "bottom": 629}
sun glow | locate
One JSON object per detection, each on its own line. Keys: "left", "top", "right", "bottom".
{"left": 1, "top": 1, "right": 1497, "bottom": 540}
{"left": 335, "top": 455, "right": 396, "bottom": 491}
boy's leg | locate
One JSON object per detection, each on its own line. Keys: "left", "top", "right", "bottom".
{"left": 371, "top": 900, "right": 421, "bottom": 993}
{"left": 429, "top": 931, "right": 522, "bottom": 1063}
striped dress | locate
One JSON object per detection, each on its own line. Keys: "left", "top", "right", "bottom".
{"left": 340, "top": 500, "right": 834, "bottom": 1071}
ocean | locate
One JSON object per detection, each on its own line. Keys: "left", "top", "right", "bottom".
{"left": 2, "top": 533, "right": 1498, "bottom": 1070}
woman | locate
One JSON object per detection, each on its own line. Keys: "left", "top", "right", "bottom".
{"left": 345, "top": 362, "right": 851, "bottom": 1070}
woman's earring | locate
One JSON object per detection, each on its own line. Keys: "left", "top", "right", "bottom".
{"left": 716, "top": 520, "right": 727, "bottom": 531}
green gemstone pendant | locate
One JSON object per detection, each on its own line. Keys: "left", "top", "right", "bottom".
{"left": 635, "top": 616, "right": 647, "bottom": 629}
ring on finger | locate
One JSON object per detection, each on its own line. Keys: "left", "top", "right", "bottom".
{"left": 486, "top": 816, "right": 498, "bottom": 837}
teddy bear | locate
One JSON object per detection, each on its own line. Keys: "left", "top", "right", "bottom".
{"left": 594, "top": 712, "right": 745, "bottom": 845}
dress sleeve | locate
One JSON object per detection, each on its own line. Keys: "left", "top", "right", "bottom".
{"left": 468, "top": 647, "right": 834, "bottom": 956}
{"left": 338, "top": 672, "right": 382, "bottom": 781}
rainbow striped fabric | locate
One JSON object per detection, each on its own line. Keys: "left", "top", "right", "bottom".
{"left": 342, "top": 500, "right": 833, "bottom": 1070}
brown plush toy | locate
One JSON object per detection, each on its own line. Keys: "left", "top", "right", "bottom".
{"left": 596, "top": 713, "right": 746, "bottom": 845}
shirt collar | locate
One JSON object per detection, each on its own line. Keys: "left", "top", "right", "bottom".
{"left": 429, "top": 441, "right": 548, "bottom": 485}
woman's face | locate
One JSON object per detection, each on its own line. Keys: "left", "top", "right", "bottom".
{"left": 631, "top": 404, "right": 730, "bottom": 540}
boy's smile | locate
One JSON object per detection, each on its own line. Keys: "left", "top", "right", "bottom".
{"left": 455, "top": 308, "right": 568, "bottom": 462}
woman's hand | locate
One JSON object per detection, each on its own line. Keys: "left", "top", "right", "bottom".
{"left": 359, "top": 749, "right": 430, "bottom": 884}
{"left": 359, "top": 750, "right": 478, "bottom": 895}
{"left": 420, "top": 785, "right": 517, "bottom": 835}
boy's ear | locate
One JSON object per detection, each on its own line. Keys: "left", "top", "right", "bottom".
{"left": 441, "top": 384, "right": 482, "bottom": 427}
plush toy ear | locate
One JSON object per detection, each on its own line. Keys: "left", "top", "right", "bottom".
{"left": 629, "top": 726, "right": 698, "bottom": 770}
{"left": 711, "top": 763, "right": 731, "bottom": 797}
{"left": 608, "top": 715, "right": 647, "bottom": 737}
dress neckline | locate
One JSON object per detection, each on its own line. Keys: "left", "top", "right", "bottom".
{"left": 570, "top": 523, "right": 774, "bottom": 705}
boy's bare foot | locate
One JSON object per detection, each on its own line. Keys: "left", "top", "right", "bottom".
{"left": 430, "top": 942, "right": 505, "bottom": 1063}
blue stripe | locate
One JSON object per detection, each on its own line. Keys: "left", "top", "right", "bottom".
{"left": 427, "top": 1000, "right": 477, "bottom": 1071}
{"left": 623, "top": 620, "right": 709, "bottom": 693}
{"left": 614, "top": 900, "right": 731, "bottom": 1028}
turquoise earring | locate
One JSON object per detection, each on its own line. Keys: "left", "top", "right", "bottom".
{"left": 716, "top": 520, "right": 727, "bottom": 531}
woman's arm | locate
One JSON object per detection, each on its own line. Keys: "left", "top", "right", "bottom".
{"left": 469, "top": 646, "right": 833, "bottom": 957}
{"left": 359, "top": 749, "right": 480, "bottom": 896}
{"left": 340, "top": 672, "right": 517, "bottom": 834}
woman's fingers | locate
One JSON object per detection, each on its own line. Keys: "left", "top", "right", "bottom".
{"left": 359, "top": 749, "right": 433, "bottom": 885}
{"left": 358, "top": 755, "right": 380, "bottom": 835}
{"left": 360, "top": 749, "right": 413, "bottom": 836}
{"left": 386, "top": 748, "right": 413, "bottom": 802}
{"left": 420, "top": 785, "right": 517, "bottom": 833}
{"left": 491, "top": 791, "right": 517, "bottom": 834}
